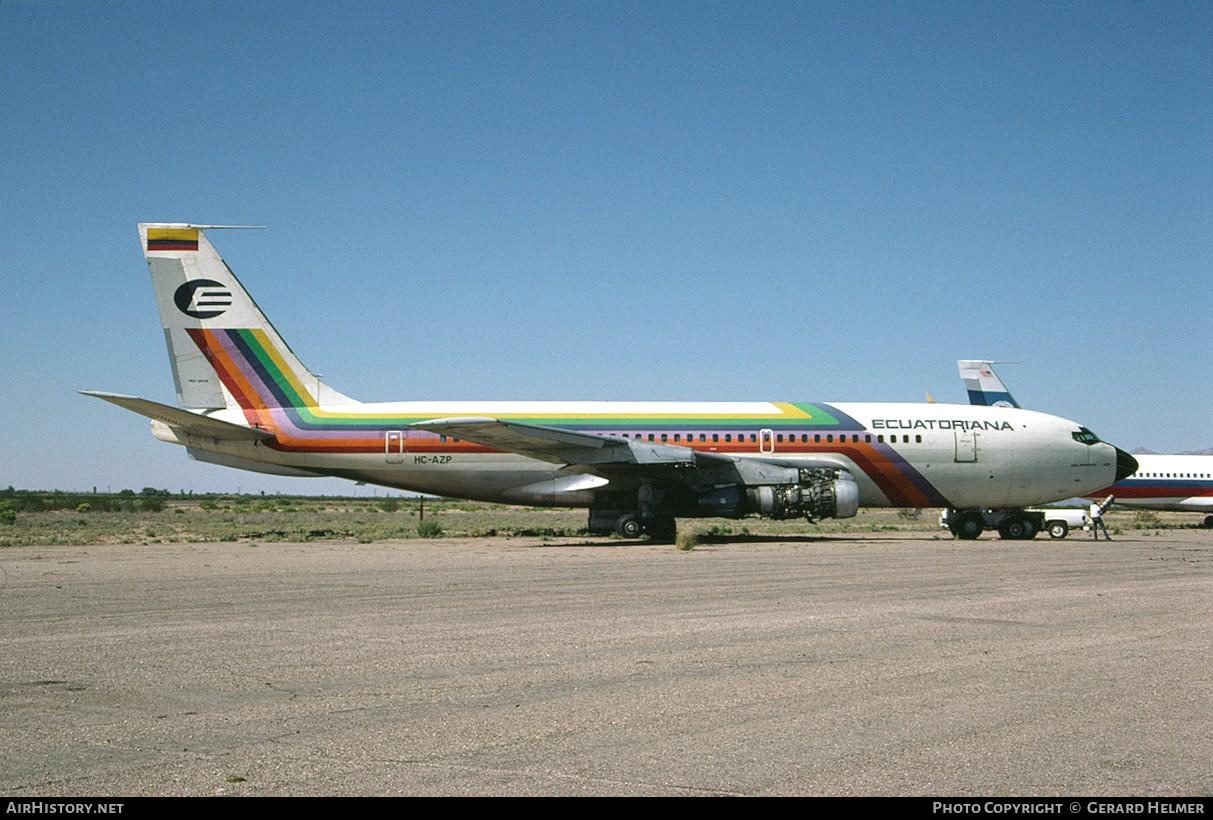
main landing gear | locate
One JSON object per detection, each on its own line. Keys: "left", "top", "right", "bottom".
{"left": 944, "top": 508, "right": 1043, "bottom": 540}
{"left": 611, "top": 513, "right": 677, "bottom": 542}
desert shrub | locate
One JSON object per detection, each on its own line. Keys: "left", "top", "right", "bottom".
{"left": 676, "top": 530, "right": 700, "bottom": 551}
{"left": 416, "top": 519, "right": 444, "bottom": 538}
{"left": 1132, "top": 511, "right": 1161, "bottom": 527}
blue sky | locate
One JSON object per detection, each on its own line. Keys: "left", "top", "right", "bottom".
{"left": 2, "top": 0, "right": 1209, "bottom": 494}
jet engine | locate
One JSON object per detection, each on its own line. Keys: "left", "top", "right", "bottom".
{"left": 746, "top": 467, "right": 859, "bottom": 521}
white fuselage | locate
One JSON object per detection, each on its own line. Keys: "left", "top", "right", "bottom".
{"left": 1100, "top": 453, "right": 1213, "bottom": 513}
{"left": 158, "top": 400, "right": 1126, "bottom": 512}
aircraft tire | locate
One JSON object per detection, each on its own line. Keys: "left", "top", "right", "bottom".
{"left": 1048, "top": 521, "right": 1069, "bottom": 539}
{"left": 1204, "top": 515, "right": 1213, "bottom": 529}
{"left": 614, "top": 513, "right": 643, "bottom": 539}
{"left": 999, "top": 516, "right": 1037, "bottom": 540}
{"left": 953, "top": 513, "right": 983, "bottom": 540}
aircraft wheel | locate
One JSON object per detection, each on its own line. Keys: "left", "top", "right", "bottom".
{"left": 1048, "top": 521, "right": 1069, "bottom": 539}
{"left": 999, "top": 517, "right": 1036, "bottom": 540}
{"left": 998, "top": 521, "right": 1022, "bottom": 539}
{"left": 614, "top": 514, "right": 643, "bottom": 539}
{"left": 1204, "top": 515, "right": 1213, "bottom": 530}
{"left": 953, "top": 512, "right": 983, "bottom": 540}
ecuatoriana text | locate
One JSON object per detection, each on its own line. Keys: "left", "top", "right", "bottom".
{"left": 871, "top": 419, "right": 1014, "bottom": 431}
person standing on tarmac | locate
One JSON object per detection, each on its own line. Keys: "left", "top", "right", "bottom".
{"left": 1088, "top": 495, "right": 1114, "bottom": 540}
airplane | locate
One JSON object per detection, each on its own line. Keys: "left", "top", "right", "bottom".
{"left": 82, "top": 223, "right": 1139, "bottom": 541}
{"left": 958, "top": 359, "right": 1213, "bottom": 529}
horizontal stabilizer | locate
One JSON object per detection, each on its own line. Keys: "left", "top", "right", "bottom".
{"left": 187, "top": 448, "right": 323, "bottom": 476}
{"left": 81, "top": 391, "right": 274, "bottom": 441}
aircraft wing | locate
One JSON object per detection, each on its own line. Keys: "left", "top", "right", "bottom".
{"left": 81, "top": 390, "right": 275, "bottom": 441}
{"left": 411, "top": 416, "right": 851, "bottom": 487}
{"left": 411, "top": 416, "right": 697, "bottom": 466}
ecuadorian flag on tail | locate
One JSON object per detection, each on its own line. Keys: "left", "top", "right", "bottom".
{"left": 147, "top": 227, "right": 199, "bottom": 251}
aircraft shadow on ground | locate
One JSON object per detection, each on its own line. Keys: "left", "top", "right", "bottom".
{"left": 538, "top": 533, "right": 841, "bottom": 548}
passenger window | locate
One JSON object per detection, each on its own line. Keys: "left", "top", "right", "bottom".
{"left": 673, "top": 434, "right": 680, "bottom": 442}
{"left": 725, "top": 434, "right": 732, "bottom": 442}
{"left": 865, "top": 434, "right": 871, "bottom": 443}
{"left": 648, "top": 434, "right": 655, "bottom": 442}
{"left": 814, "top": 434, "right": 821, "bottom": 443}
{"left": 827, "top": 434, "right": 834, "bottom": 443}
{"left": 713, "top": 434, "right": 719, "bottom": 442}
{"left": 878, "top": 435, "right": 884, "bottom": 443}
{"left": 661, "top": 434, "right": 668, "bottom": 442}
{"left": 915, "top": 435, "right": 922, "bottom": 443}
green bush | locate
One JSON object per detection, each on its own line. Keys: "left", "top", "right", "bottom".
{"left": 416, "top": 519, "right": 444, "bottom": 538}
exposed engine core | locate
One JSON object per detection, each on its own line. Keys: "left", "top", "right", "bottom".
{"left": 746, "top": 468, "right": 859, "bottom": 521}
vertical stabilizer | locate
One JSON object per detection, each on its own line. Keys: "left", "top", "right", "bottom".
{"left": 139, "top": 223, "right": 356, "bottom": 410}
{"left": 957, "top": 359, "right": 1019, "bottom": 408}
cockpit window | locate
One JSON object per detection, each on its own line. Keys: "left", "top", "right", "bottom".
{"left": 1072, "top": 427, "right": 1101, "bottom": 445}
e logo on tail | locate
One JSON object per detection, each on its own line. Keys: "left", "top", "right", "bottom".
{"left": 174, "top": 279, "right": 232, "bottom": 319}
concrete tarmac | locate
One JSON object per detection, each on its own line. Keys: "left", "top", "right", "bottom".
{"left": 1, "top": 532, "right": 1210, "bottom": 796}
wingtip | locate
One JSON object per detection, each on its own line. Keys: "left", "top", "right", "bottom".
{"left": 80, "top": 389, "right": 133, "bottom": 400}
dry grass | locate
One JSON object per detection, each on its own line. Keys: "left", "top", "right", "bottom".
{"left": 0, "top": 495, "right": 1200, "bottom": 548}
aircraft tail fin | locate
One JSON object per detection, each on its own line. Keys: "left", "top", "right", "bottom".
{"left": 957, "top": 360, "right": 1020, "bottom": 408}
{"left": 139, "top": 223, "right": 356, "bottom": 411}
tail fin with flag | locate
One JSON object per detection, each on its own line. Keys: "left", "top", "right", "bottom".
{"left": 138, "top": 223, "right": 356, "bottom": 411}
{"left": 957, "top": 360, "right": 1019, "bottom": 408}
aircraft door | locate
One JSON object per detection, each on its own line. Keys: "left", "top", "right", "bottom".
{"left": 385, "top": 430, "right": 404, "bottom": 463}
{"left": 954, "top": 429, "right": 977, "bottom": 462}
{"left": 760, "top": 428, "right": 775, "bottom": 454}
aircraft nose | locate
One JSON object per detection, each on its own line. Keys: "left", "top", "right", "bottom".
{"left": 1114, "top": 447, "right": 1139, "bottom": 482}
